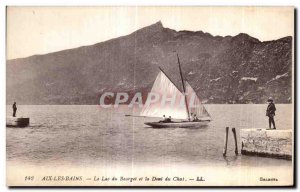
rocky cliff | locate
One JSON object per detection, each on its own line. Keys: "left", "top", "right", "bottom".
{"left": 7, "top": 21, "right": 292, "bottom": 104}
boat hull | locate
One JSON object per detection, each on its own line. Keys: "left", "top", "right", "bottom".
{"left": 144, "top": 120, "right": 210, "bottom": 128}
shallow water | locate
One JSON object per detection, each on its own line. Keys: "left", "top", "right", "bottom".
{"left": 6, "top": 104, "right": 293, "bottom": 168}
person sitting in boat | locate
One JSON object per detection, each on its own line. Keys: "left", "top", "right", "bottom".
{"left": 159, "top": 115, "right": 169, "bottom": 123}
{"left": 194, "top": 114, "right": 199, "bottom": 120}
{"left": 166, "top": 116, "right": 172, "bottom": 122}
{"left": 191, "top": 113, "right": 198, "bottom": 121}
{"left": 160, "top": 116, "right": 172, "bottom": 123}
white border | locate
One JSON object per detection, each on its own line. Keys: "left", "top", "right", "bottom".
{"left": 1, "top": 0, "right": 298, "bottom": 191}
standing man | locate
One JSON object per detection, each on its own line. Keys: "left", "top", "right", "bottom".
{"left": 266, "top": 97, "right": 276, "bottom": 129}
{"left": 12, "top": 102, "right": 17, "bottom": 117}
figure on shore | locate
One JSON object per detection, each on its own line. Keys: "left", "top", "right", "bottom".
{"left": 266, "top": 97, "right": 276, "bottom": 129}
{"left": 12, "top": 102, "right": 17, "bottom": 117}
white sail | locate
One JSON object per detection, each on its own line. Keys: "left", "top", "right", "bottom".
{"left": 185, "top": 81, "right": 211, "bottom": 120}
{"left": 140, "top": 71, "right": 188, "bottom": 119}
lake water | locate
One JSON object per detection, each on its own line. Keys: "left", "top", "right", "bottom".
{"left": 6, "top": 104, "right": 293, "bottom": 168}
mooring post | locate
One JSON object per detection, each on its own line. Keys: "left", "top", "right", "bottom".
{"left": 223, "top": 127, "right": 229, "bottom": 157}
{"left": 232, "top": 128, "right": 238, "bottom": 155}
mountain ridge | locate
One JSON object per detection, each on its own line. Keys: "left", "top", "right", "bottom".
{"left": 8, "top": 21, "right": 292, "bottom": 61}
{"left": 7, "top": 21, "right": 292, "bottom": 104}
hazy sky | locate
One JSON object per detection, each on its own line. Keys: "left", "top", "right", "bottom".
{"left": 7, "top": 6, "right": 294, "bottom": 60}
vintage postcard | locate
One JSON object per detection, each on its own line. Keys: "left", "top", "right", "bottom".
{"left": 6, "top": 6, "right": 294, "bottom": 186}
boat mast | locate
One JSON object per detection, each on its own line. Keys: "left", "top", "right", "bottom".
{"left": 176, "top": 53, "right": 190, "bottom": 121}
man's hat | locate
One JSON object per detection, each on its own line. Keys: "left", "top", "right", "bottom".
{"left": 267, "top": 97, "right": 273, "bottom": 102}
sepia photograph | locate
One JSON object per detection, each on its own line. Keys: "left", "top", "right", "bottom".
{"left": 6, "top": 6, "right": 294, "bottom": 186}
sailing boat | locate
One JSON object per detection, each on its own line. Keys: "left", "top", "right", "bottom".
{"left": 140, "top": 54, "right": 211, "bottom": 128}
